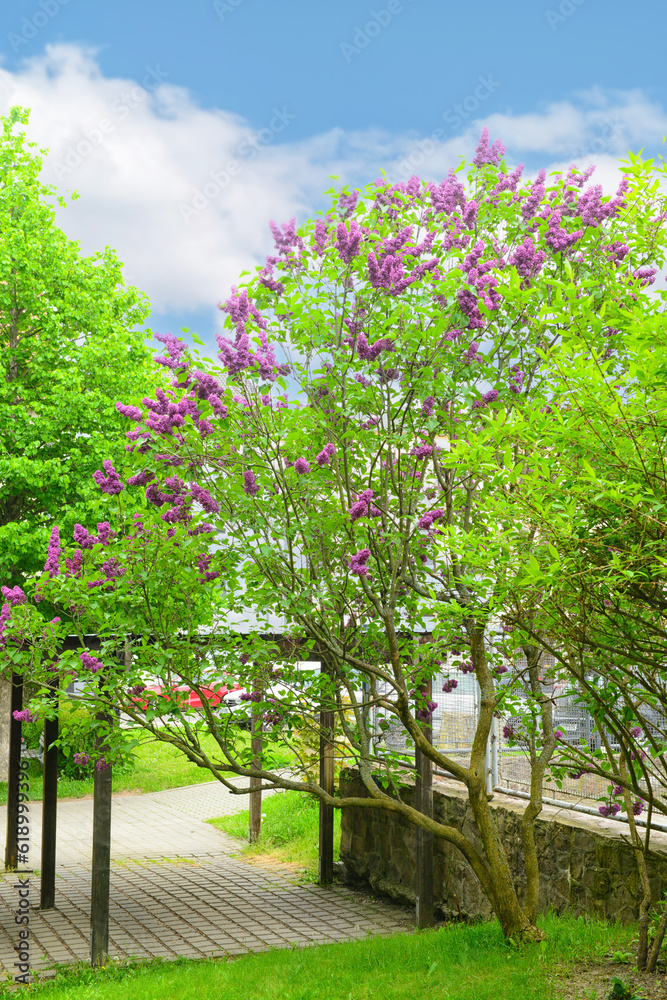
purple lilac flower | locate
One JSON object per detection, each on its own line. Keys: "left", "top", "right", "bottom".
{"left": 356, "top": 334, "right": 394, "bottom": 361}
{"left": 554, "top": 729, "right": 565, "bottom": 740}
{"left": 240, "top": 691, "right": 262, "bottom": 703}
{"left": 416, "top": 700, "right": 437, "bottom": 722}
{"left": 349, "top": 490, "right": 381, "bottom": 522}
{"left": 471, "top": 389, "right": 499, "bottom": 410}
{"left": 65, "top": 549, "right": 83, "bottom": 577}
{"left": 243, "top": 470, "right": 259, "bottom": 496}
{"left": 44, "top": 526, "right": 61, "bottom": 578}
{"left": 509, "top": 237, "right": 546, "bottom": 280}
{"left": 508, "top": 366, "right": 524, "bottom": 394}
{"left": 633, "top": 800, "right": 644, "bottom": 816}
{"left": 93, "top": 460, "right": 125, "bottom": 496}
{"left": 188, "top": 522, "right": 215, "bottom": 536}
{"left": 459, "top": 660, "right": 475, "bottom": 674}
{"left": 13, "top": 709, "right": 36, "bottom": 723}
{"left": 348, "top": 548, "right": 371, "bottom": 577}
{"left": 521, "top": 169, "right": 546, "bottom": 221}
{"left": 316, "top": 443, "right": 336, "bottom": 466}
{"left": 73, "top": 524, "right": 96, "bottom": 550}
{"left": 335, "top": 219, "right": 363, "bottom": 264}
{"left": 115, "top": 402, "right": 143, "bottom": 421}
{"left": 131, "top": 684, "right": 147, "bottom": 697}
{"left": 294, "top": 458, "right": 311, "bottom": 475}
{"left": 417, "top": 509, "right": 445, "bottom": 530}
{"left": 442, "top": 679, "right": 458, "bottom": 693}
{"left": 410, "top": 443, "right": 434, "bottom": 459}
{"left": 630, "top": 726, "right": 642, "bottom": 738}
{"left": 472, "top": 127, "right": 506, "bottom": 168}
{"left": 95, "top": 758, "right": 111, "bottom": 772}
{"left": 189, "top": 483, "right": 220, "bottom": 513}
{"left": 612, "top": 784, "right": 624, "bottom": 797}
{"left": 1, "top": 586, "right": 26, "bottom": 606}
{"left": 80, "top": 651, "right": 104, "bottom": 674}
{"left": 73, "top": 753, "right": 90, "bottom": 766}
{"left": 503, "top": 724, "right": 515, "bottom": 740}
{"left": 97, "top": 522, "right": 114, "bottom": 546}
{"left": 421, "top": 396, "right": 435, "bottom": 417}
{"left": 153, "top": 333, "right": 189, "bottom": 372}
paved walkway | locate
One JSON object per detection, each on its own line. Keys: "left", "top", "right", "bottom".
{"left": 0, "top": 781, "right": 412, "bottom": 979}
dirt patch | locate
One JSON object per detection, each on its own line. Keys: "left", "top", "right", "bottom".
{"left": 549, "top": 961, "right": 666, "bottom": 999}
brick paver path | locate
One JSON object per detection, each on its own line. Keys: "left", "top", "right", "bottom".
{"left": 0, "top": 782, "right": 412, "bottom": 977}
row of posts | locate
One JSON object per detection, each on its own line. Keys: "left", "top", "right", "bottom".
{"left": 4, "top": 656, "right": 442, "bottom": 964}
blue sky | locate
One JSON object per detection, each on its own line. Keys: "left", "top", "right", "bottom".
{"left": 0, "top": 0, "right": 665, "bottom": 353}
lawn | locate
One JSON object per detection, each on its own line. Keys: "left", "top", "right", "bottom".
{"left": 0, "top": 732, "right": 293, "bottom": 804}
{"left": 208, "top": 788, "right": 341, "bottom": 878}
{"left": 1, "top": 913, "right": 643, "bottom": 999}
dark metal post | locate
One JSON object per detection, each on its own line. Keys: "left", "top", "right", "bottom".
{"left": 248, "top": 684, "right": 262, "bottom": 843}
{"left": 318, "top": 657, "right": 335, "bottom": 885}
{"left": 40, "top": 677, "right": 59, "bottom": 909}
{"left": 5, "top": 673, "right": 23, "bottom": 870}
{"left": 415, "top": 676, "right": 434, "bottom": 929}
{"left": 90, "top": 679, "right": 113, "bottom": 966}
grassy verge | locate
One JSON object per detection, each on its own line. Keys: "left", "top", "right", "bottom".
{"left": 208, "top": 789, "right": 341, "bottom": 878}
{"left": 0, "top": 733, "right": 293, "bottom": 804}
{"left": 3, "top": 913, "right": 637, "bottom": 999}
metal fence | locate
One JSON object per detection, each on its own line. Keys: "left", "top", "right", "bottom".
{"left": 371, "top": 658, "right": 665, "bottom": 829}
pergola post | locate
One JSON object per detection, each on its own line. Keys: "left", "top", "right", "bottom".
{"left": 40, "top": 677, "right": 59, "bottom": 909}
{"left": 415, "top": 676, "right": 434, "bottom": 929}
{"left": 248, "top": 682, "right": 262, "bottom": 843}
{"left": 318, "top": 657, "right": 335, "bottom": 885}
{"left": 5, "top": 673, "right": 23, "bottom": 870}
{"left": 90, "top": 672, "right": 113, "bottom": 966}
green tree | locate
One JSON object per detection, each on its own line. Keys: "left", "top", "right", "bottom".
{"left": 0, "top": 106, "right": 164, "bottom": 585}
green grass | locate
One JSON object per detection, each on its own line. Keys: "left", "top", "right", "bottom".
{"left": 4, "top": 913, "right": 635, "bottom": 999}
{"left": 0, "top": 733, "right": 293, "bottom": 804}
{"left": 209, "top": 789, "right": 341, "bottom": 878}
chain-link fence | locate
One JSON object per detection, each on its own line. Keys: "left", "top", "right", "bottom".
{"left": 371, "top": 659, "right": 664, "bottom": 825}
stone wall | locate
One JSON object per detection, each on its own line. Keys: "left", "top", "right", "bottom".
{"left": 339, "top": 770, "right": 667, "bottom": 923}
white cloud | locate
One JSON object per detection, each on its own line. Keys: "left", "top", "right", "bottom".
{"left": 0, "top": 45, "right": 665, "bottom": 319}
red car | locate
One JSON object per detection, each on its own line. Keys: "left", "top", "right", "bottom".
{"left": 132, "top": 682, "right": 244, "bottom": 711}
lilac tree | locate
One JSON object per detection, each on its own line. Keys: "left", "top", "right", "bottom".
{"left": 5, "top": 132, "right": 665, "bottom": 941}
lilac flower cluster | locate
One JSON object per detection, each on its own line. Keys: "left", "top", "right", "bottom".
{"left": 217, "top": 287, "right": 276, "bottom": 381}
{"left": 442, "top": 678, "right": 458, "bottom": 693}
{"left": 416, "top": 693, "right": 438, "bottom": 721}
{"left": 243, "top": 470, "right": 259, "bottom": 496}
{"left": 40, "top": 526, "right": 61, "bottom": 580}
{"left": 472, "top": 127, "right": 506, "bottom": 168}
{"left": 73, "top": 753, "right": 89, "bottom": 766}
{"left": 294, "top": 458, "right": 311, "bottom": 475}
{"left": 316, "top": 442, "right": 336, "bottom": 466}
{"left": 472, "top": 389, "right": 499, "bottom": 410}
{"left": 240, "top": 691, "right": 262, "bottom": 703}
{"left": 335, "top": 219, "right": 363, "bottom": 264}
{"left": 196, "top": 554, "right": 219, "bottom": 583}
{"left": 80, "top": 651, "right": 104, "bottom": 673}
{"left": 417, "top": 509, "right": 445, "bottom": 530}
{"left": 1, "top": 586, "right": 26, "bottom": 606}
{"left": 508, "top": 366, "right": 524, "bottom": 394}
{"left": 349, "top": 490, "right": 381, "bottom": 522}
{"left": 93, "top": 461, "right": 125, "bottom": 496}
{"left": 509, "top": 237, "right": 546, "bottom": 280}
{"left": 12, "top": 709, "right": 36, "bottom": 723}
{"left": 348, "top": 548, "right": 371, "bottom": 577}
{"left": 356, "top": 333, "right": 394, "bottom": 360}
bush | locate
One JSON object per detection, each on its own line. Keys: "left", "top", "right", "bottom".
{"left": 23, "top": 699, "right": 137, "bottom": 781}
